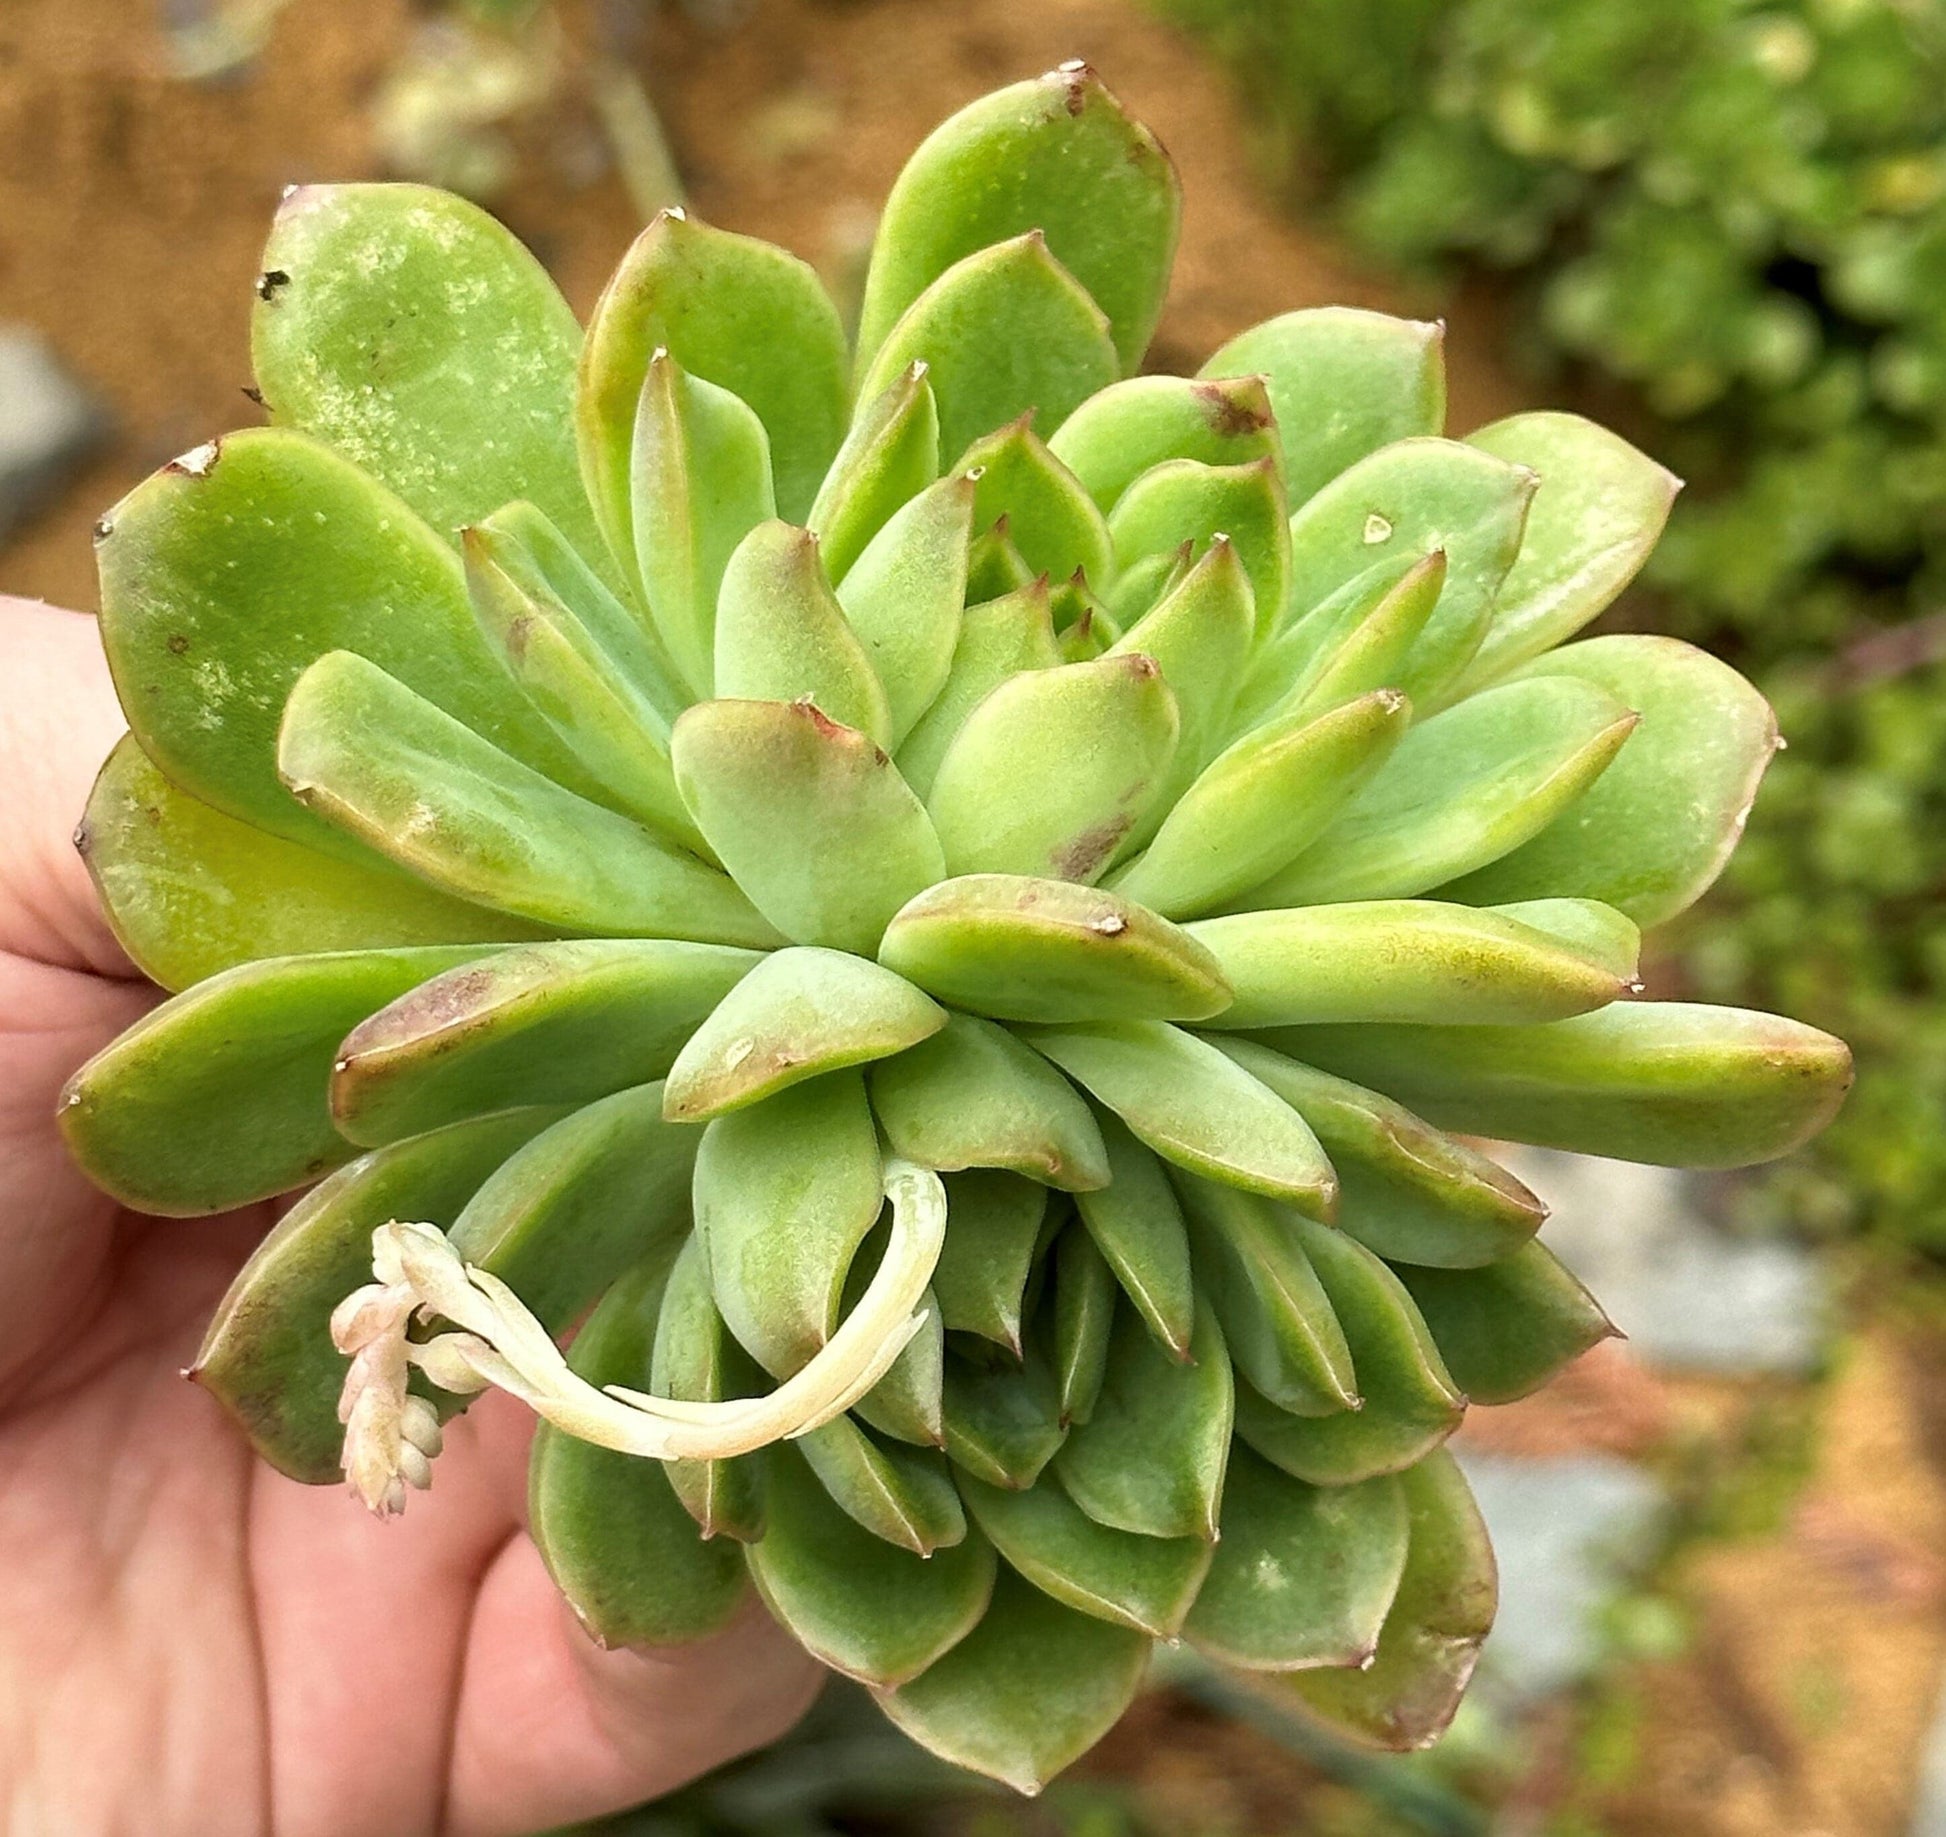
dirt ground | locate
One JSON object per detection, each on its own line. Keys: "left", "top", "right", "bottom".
{"left": 2, "top": 3, "right": 1943, "bottom": 1832}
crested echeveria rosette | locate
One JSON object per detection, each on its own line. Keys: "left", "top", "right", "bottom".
{"left": 61, "top": 64, "right": 1850, "bottom": 1793}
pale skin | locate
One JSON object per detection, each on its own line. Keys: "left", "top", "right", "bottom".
{"left": 0, "top": 597, "right": 823, "bottom": 1836}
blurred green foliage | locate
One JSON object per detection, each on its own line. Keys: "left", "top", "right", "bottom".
{"left": 1151, "top": 0, "right": 1946, "bottom": 1252}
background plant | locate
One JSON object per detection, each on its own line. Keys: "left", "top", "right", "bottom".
{"left": 1149, "top": 0, "right": 1946, "bottom": 1253}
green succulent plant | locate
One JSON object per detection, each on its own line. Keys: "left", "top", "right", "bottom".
{"left": 61, "top": 66, "right": 1849, "bottom": 1793}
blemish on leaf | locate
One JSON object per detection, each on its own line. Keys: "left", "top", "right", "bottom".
{"left": 166, "top": 633, "right": 190, "bottom": 655}
{"left": 256, "top": 269, "right": 291, "bottom": 302}
{"left": 1052, "top": 815, "right": 1133, "bottom": 882}
{"left": 167, "top": 440, "right": 221, "bottom": 479}
{"left": 1363, "top": 512, "right": 1394, "bottom": 545}
{"left": 1194, "top": 378, "right": 1273, "bottom": 439}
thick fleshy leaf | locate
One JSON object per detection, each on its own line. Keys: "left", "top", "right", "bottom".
{"left": 59, "top": 946, "right": 483, "bottom": 1215}
{"left": 663, "top": 947, "right": 944, "bottom": 1121}
{"left": 1052, "top": 584, "right": 1120, "bottom": 662}
{"left": 1025, "top": 1021, "right": 1335, "bottom": 1214}
{"left": 1111, "top": 690, "right": 1410, "bottom": 919}
{"left": 652, "top": 1234, "right": 768, "bottom": 1542}
{"left": 1443, "top": 636, "right": 1779, "bottom": 926}
{"left": 1284, "top": 437, "right": 1535, "bottom": 699}
{"left": 871, "top": 1014, "right": 1111, "bottom": 1191}
{"left": 879, "top": 875, "right": 1231, "bottom": 1024}
{"left": 795, "top": 1418, "right": 966, "bottom": 1555}
{"left": 1174, "top": 1178, "right": 1358, "bottom": 1415}
{"left": 1234, "top": 1217, "right": 1464, "bottom": 1486}
{"left": 97, "top": 427, "right": 601, "bottom": 852}
{"left": 579, "top": 207, "right": 848, "bottom": 529}
{"left": 1201, "top": 308, "right": 1446, "bottom": 506}
{"left": 931, "top": 1171, "right": 1047, "bottom": 1350}
{"left": 251, "top": 183, "right": 598, "bottom": 558}
{"left": 1454, "top": 412, "right": 1682, "bottom": 694}
{"left": 856, "top": 234, "right": 1120, "bottom": 464}
{"left": 713, "top": 520, "right": 892, "bottom": 746}
{"left": 278, "top": 652, "right": 774, "bottom": 945}
{"left": 1052, "top": 1220, "right": 1118, "bottom": 1426}
{"left": 1109, "top": 457, "right": 1290, "bottom": 638}
{"left": 191, "top": 1109, "right": 556, "bottom": 1481}
{"left": 958, "top": 418, "right": 1113, "bottom": 587}
{"left": 671, "top": 698, "right": 944, "bottom": 955}
{"left": 462, "top": 519, "right": 701, "bottom": 850}
{"left": 1191, "top": 900, "right": 1629, "bottom": 1029}
{"left": 839, "top": 1222, "right": 947, "bottom": 1448}
{"left": 1491, "top": 897, "right": 1645, "bottom": 981}
{"left": 1281, "top": 550, "right": 1449, "bottom": 725}
{"left": 1104, "top": 543, "right": 1191, "bottom": 632}
{"left": 895, "top": 580, "right": 1060, "bottom": 800}
{"left": 961, "top": 1471, "right": 1211, "bottom": 1637}
{"left": 1049, "top": 373, "right": 1280, "bottom": 513}
{"left": 964, "top": 517, "right": 1039, "bottom": 603}
{"left": 1074, "top": 1115, "right": 1197, "bottom": 1358}
{"left": 78, "top": 738, "right": 543, "bottom": 991}
{"left": 926, "top": 654, "right": 1179, "bottom": 883}
{"left": 693, "top": 1072, "right": 884, "bottom": 1378}
{"left": 1264, "top": 1000, "right": 1854, "bottom": 1169}
{"left": 746, "top": 1445, "right": 996, "bottom": 1687}
{"left": 876, "top": 1565, "right": 1152, "bottom": 1795}
{"left": 1185, "top": 1452, "right": 1409, "bottom": 1670}
{"left": 1106, "top": 536, "right": 1257, "bottom": 808}
{"left": 1054, "top": 1296, "right": 1233, "bottom": 1540}
{"left": 942, "top": 1342, "right": 1068, "bottom": 1489}
{"left": 1245, "top": 677, "right": 1639, "bottom": 908}
{"left": 808, "top": 363, "right": 942, "bottom": 584}
{"left": 856, "top": 64, "right": 1179, "bottom": 377}
{"left": 628, "top": 351, "right": 778, "bottom": 698}
{"left": 531, "top": 1252, "right": 748, "bottom": 1646}
{"left": 1287, "top": 1449, "right": 1497, "bottom": 1750}
{"left": 328, "top": 939, "right": 758, "bottom": 1146}
{"left": 1209, "top": 1041, "right": 1544, "bottom": 1269}
{"left": 445, "top": 1081, "right": 698, "bottom": 1331}
{"left": 1394, "top": 1243, "right": 1617, "bottom": 1404}
{"left": 834, "top": 473, "right": 976, "bottom": 743}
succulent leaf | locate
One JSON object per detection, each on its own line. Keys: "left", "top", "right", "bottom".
{"left": 531, "top": 1251, "right": 750, "bottom": 1646}
{"left": 1394, "top": 1243, "right": 1616, "bottom": 1404}
{"left": 579, "top": 208, "right": 848, "bottom": 529}
{"left": 857, "top": 234, "right": 1120, "bottom": 465}
{"left": 1454, "top": 413, "right": 1682, "bottom": 693}
{"left": 795, "top": 1417, "right": 967, "bottom": 1555}
{"left": 1108, "top": 456, "right": 1291, "bottom": 640}
{"left": 670, "top": 698, "right": 944, "bottom": 954}
{"left": 1284, "top": 437, "right": 1536, "bottom": 701}
{"left": 856, "top": 65, "right": 1180, "bottom": 379}
{"left": 193, "top": 1108, "right": 560, "bottom": 1481}
{"left": 627, "top": 351, "right": 778, "bottom": 699}
{"left": 59, "top": 945, "right": 485, "bottom": 1214}
{"left": 1073, "top": 1115, "right": 1198, "bottom": 1358}
{"left": 942, "top": 1341, "right": 1068, "bottom": 1490}
{"left": 870, "top": 1013, "right": 1111, "bottom": 1192}
{"left": 1051, "top": 1220, "right": 1118, "bottom": 1427}
{"left": 930, "top": 1171, "right": 1048, "bottom": 1351}
{"left": 1050, "top": 373, "right": 1281, "bottom": 513}
{"left": 80, "top": 737, "right": 544, "bottom": 992}
{"left": 1053, "top": 1295, "right": 1233, "bottom": 1540}
{"left": 664, "top": 946, "right": 944, "bottom": 1120}
{"left": 808, "top": 364, "right": 942, "bottom": 585}
{"left": 1442, "top": 635, "right": 1780, "bottom": 925}
{"left": 960, "top": 1469, "right": 1212, "bottom": 1638}
{"left": 251, "top": 184, "right": 599, "bottom": 561}
{"left": 926, "top": 654, "right": 1180, "bottom": 883}
{"left": 1244, "top": 676, "right": 1639, "bottom": 907}
{"left": 1027, "top": 1020, "right": 1336, "bottom": 1214}
{"left": 745, "top": 1444, "right": 996, "bottom": 1687}
{"left": 1286, "top": 1449, "right": 1497, "bottom": 1751}
{"left": 1200, "top": 308, "right": 1447, "bottom": 506}
{"left": 328, "top": 939, "right": 759, "bottom": 1146}
{"left": 833, "top": 473, "right": 976, "bottom": 744}
{"left": 880, "top": 874, "right": 1230, "bottom": 1025}
{"left": 1269, "top": 1001, "right": 1855, "bottom": 1168}
{"left": 959, "top": 418, "right": 1115, "bottom": 587}
{"left": 1211, "top": 1041, "right": 1544, "bottom": 1269}
{"left": 1184, "top": 1451, "right": 1410, "bottom": 1670}
{"left": 875, "top": 1565, "right": 1152, "bottom": 1797}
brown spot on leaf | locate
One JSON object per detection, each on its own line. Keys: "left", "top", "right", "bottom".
{"left": 72, "top": 818, "right": 92, "bottom": 858}
{"left": 1195, "top": 377, "right": 1273, "bottom": 439}
{"left": 166, "top": 633, "right": 189, "bottom": 655}
{"left": 504, "top": 614, "right": 533, "bottom": 664}
{"left": 1052, "top": 815, "right": 1133, "bottom": 882}
{"left": 256, "top": 269, "right": 290, "bottom": 302}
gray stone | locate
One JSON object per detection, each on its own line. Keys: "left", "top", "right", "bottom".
{"left": 0, "top": 327, "right": 104, "bottom": 541}
{"left": 1502, "top": 1147, "right": 1826, "bottom": 1377}
{"left": 1459, "top": 1449, "right": 1668, "bottom": 1703}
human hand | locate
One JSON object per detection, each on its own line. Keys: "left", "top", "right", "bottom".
{"left": 0, "top": 595, "right": 822, "bottom": 1836}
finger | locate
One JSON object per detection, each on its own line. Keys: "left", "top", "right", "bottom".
{"left": 0, "top": 596, "right": 134, "bottom": 977}
{"left": 444, "top": 1534, "right": 824, "bottom": 1837}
